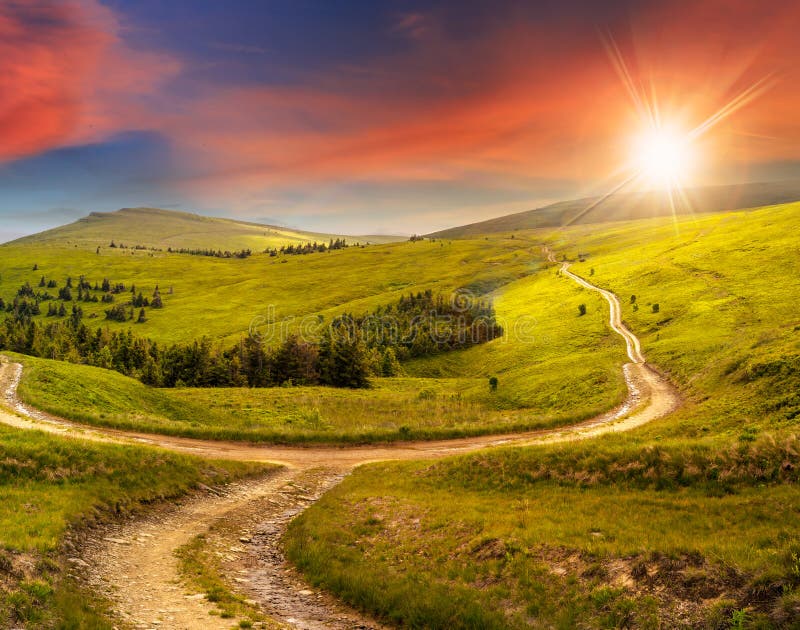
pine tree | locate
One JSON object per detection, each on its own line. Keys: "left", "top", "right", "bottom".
{"left": 381, "top": 347, "right": 402, "bottom": 376}
{"left": 137, "top": 308, "right": 147, "bottom": 323}
{"left": 70, "top": 305, "right": 83, "bottom": 327}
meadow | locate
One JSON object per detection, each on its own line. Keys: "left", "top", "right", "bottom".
{"left": 547, "top": 201, "right": 800, "bottom": 440}
{"left": 285, "top": 202, "right": 800, "bottom": 628}
{"left": 4, "top": 201, "right": 800, "bottom": 627}
{"left": 9, "top": 250, "right": 627, "bottom": 443}
{"left": 0, "top": 211, "right": 536, "bottom": 345}
{"left": 11, "top": 206, "right": 401, "bottom": 251}
{"left": 287, "top": 435, "right": 800, "bottom": 629}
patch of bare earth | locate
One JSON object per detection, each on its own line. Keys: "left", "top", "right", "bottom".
{"left": 201, "top": 467, "right": 387, "bottom": 630}
{"left": 71, "top": 467, "right": 383, "bottom": 630}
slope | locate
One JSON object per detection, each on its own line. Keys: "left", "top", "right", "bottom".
{"left": 429, "top": 180, "right": 800, "bottom": 238}
{"left": 287, "top": 200, "right": 800, "bottom": 629}
{"left": 0, "top": 229, "right": 530, "bottom": 345}
{"left": 6, "top": 206, "right": 402, "bottom": 250}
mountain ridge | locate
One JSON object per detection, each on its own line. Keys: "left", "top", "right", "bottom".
{"left": 427, "top": 180, "right": 800, "bottom": 238}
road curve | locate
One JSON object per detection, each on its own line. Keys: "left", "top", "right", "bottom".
{"left": 561, "top": 266, "right": 644, "bottom": 364}
{"left": 0, "top": 252, "right": 679, "bottom": 629}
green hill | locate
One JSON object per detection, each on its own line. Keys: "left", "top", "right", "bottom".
{"left": 7, "top": 206, "right": 403, "bottom": 250}
{"left": 429, "top": 180, "right": 800, "bottom": 238}
{"left": 284, "top": 200, "right": 800, "bottom": 628}
{"left": 0, "top": 230, "right": 534, "bottom": 345}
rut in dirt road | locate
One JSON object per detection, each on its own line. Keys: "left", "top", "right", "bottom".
{"left": 0, "top": 252, "right": 680, "bottom": 629}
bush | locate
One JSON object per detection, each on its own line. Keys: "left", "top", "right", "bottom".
{"left": 652, "top": 303, "right": 660, "bottom": 314}
{"left": 578, "top": 304, "right": 587, "bottom": 316}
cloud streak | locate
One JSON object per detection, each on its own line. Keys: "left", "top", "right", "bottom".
{"left": 0, "top": 0, "right": 178, "bottom": 162}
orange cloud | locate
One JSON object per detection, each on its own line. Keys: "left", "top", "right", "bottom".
{"left": 0, "top": 0, "right": 178, "bottom": 162}
{"left": 158, "top": 0, "right": 800, "bottom": 209}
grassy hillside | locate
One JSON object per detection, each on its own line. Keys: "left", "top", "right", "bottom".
{"left": 8, "top": 250, "right": 627, "bottom": 443}
{"left": 547, "top": 201, "right": 800, "bottom": 441}
{"left": 7, "top": 206, "right": 402, "bottom": 250}
{"left": 287, "top": 436, "right": 800, "bottom": 629}
{"left": 0, "top": 229, "right": 534, "bottom": 345}
{"left": 0, "top": 422, "right": 269, "bottom": 627}
{"left": 430, "top": 180, "right": 800, "bottom": 238}
{"left": 287, "top": 201, "right": 800, "bottom": 628}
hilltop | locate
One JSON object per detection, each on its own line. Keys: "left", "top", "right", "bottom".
{"left": 429, "top": 180, "right": 800, "bottom": 238}
{"left": 6, "top": 207, "right": 403, "bottom": 251}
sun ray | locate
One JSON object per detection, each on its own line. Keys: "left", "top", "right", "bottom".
{"left": 688, "top": 75, "right": 776, "bottom": 141}
{"left": 559, "top": 33, "right": 775, "bottom": 229}
{"left": 564, "top": 171, "right": 639, "bottom": 227}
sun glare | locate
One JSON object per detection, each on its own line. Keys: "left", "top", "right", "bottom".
{"left": 633, "top": 127, "right": 693, "bottom": 187}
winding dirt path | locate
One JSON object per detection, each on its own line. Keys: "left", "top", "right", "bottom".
{"left": 0, "top": 254, "right": 679, "bottom": 629}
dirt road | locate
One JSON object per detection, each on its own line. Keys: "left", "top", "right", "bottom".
{"left": 0, "top": 255, "right": 679, "bottom": 629}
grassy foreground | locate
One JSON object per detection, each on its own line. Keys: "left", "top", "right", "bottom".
{"left": 286, "top": 436, "right": 800, "bottom": 629}
{"left": 0, "top": 421, "right": 270, "bottom": 627}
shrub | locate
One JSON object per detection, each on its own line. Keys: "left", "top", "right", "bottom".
{"left": 578, "top": 304, "right": 587, "bottom": 316}
{"left": 652, "top": 303, "right": 660, "bottom": 313}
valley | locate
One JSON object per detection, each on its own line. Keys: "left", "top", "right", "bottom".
{"left": 1, "top": 201, "right": 799, "bottom": 628}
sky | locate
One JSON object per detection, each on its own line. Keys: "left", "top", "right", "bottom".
{"left": 1, "top": 0, "right": 799, "bottom": 241}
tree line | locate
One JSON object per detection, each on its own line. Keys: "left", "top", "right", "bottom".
{"left": 0, "top": 290, "right": 501, "bottom": 390}
{"left": 332, "top": 289, "right": 503, "bottom": 359}
{"left": 166, "top": 247, "right": 252, "bottom": 259}
{"left": 108, "top": 241, "right": 253, "bottom": 259}
{"left": 0, "top": 317, "right": 379, "bottom": 388}
{"left": 266, "top": 238, "right": 353, "bottom": 257}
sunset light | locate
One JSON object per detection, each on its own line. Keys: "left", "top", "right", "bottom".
{"left": 633, "top": 127, "right": 694, "bottom": 188}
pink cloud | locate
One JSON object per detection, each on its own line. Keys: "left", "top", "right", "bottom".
{"left": 0, "top": 0, "right": 179, "bottom": 162}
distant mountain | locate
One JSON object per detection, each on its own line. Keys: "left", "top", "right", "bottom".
{"left": 428, "top": 181, "right": 800, "bottom": 238}
{"left": 7, "top": 207, "right": 404, "bottom": 250}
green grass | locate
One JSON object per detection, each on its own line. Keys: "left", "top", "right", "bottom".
{"left": 1, "top": 217, "right": 535, "bottom": 345}
{"left": 0, "top": 419, "right": 271, "bottom": 627}
{"left": 7, "top": 198, "right": 800, "bottom": 626}
{"left": 9, "top": 251, "right": 627, "bottom": 443}
{"left": 544, "top": 201, "right": 800, "bottom": 440}
{"left": 286, "top": 202, "right": 800, "bottom": 628}
{"left": 286, "top": 435, "right": 800, "bottom": 628}
{"left": 10, "top": 206, "right": 401, "bottom": 251}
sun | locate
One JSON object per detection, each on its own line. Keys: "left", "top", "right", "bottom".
{"left": 633, "top": 127, "right": 694, "bottom": 188}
